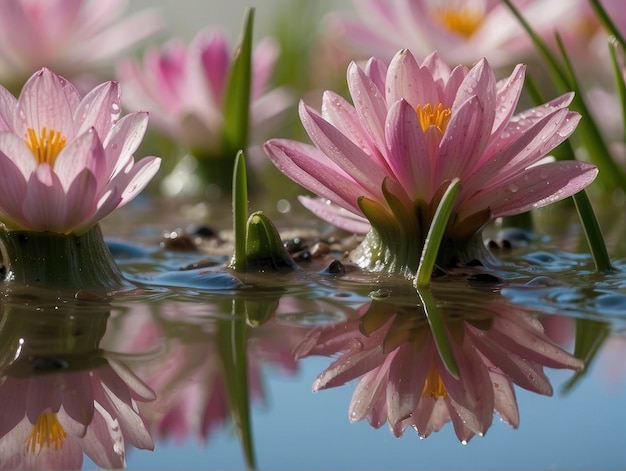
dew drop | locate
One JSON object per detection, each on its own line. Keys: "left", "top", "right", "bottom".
{"left": 508, "top": 184, "right": 519, "bottom": 193}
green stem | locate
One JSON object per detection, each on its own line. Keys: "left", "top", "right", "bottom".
{"left": 0, "top": 224, "right": 127, "bottom": 291}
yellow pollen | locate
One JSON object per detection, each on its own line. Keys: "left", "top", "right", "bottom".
{"left": 421, "top": 364, "right": 448, "bottom": 398}
{"left": 25, "top": 127, "right": 67, "bottom": 166}
{"left": 416, "top": 103, "right": 451, "bottom": 134}
{"left": 24, "top": 413, "right": 67, "bottom": 454}
{"left": 434, "top": 6, "right": 485, "bottom": 38}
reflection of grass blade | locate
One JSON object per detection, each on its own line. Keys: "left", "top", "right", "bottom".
{"left": 417, "top": 288, "right": 459, "bottom": 379}
{"left": 222, "top": 8, "right": 254, "bottom": 156}
{"left": 218, "top": 301, "right": 256, "bottom": 469}
{"left": 230, "top": 151, "right": 248, "bottom": 271}
{"left": 562, "top": 318, "right": 610, "bottom": 394}
{"left": 415, "top": 178, "right": 460, "bottom": 287}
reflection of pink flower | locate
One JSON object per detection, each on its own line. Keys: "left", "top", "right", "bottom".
{"left": 0, "top": 361, "right": 155, "bottom": 469}
{"left": 117, "top": 29, "right": 290, "bottom": 156}
{"left": 264, "top": 49, "right": 596, "bottom": 271}
{"left": 106, "top": 301, "right": 302, "bottom": 443}
{"left": 327, "top": 0, "right": 578, "bottom": 66}
{"left": 295, "top": 297, "right": 583, "bottom": 442}
{"left": 0, "top": 68, "right": 161, "bottom": 234}
{"left": 0, "top": 0, "right": 162, "bottom": 85}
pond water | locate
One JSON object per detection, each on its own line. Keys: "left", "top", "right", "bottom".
{"left": 2, "top": 195, "right": 625, "bottom": 470}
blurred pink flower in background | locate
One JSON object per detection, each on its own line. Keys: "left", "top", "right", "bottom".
{"left": 0, "top": 0, "right": 162, "bottom": 89}
{"left": 0, "top": 360, "right": 154, "bottom": 469}
{"left": 264, "top": 49, "right": 597, "bottom": 272}
{"left": 326, "top": 0, "right": 579, "bottom": 67}
{"left": 0, "top": 67, "right": 161, "bottom": 234}
{"left": 117, "top": 28, "right": 291, "bottom": 160}
{"left": 295, "top": 291, "right": 584, "bottom": 442}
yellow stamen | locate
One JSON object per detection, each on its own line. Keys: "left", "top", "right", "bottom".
{"left": 24, "top": 127, "right": 67, "bottom": 166}
{"left": 24, "top": 413, "right": 67, "bottom": 454}
{"left": 416, "top": 103, "right": 451, "bottom": 134}
{"left": 434, "top": 5, "right": 485, "bottom": 38}
{"left": 421, "top": 364, "right": 448, "bottom": 398}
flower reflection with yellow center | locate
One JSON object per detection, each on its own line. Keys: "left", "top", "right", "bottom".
{"left": 24, "top": 412, "right": 67, "bottom": 454}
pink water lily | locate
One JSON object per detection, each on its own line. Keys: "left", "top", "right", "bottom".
{"left": 264, "top": 49, "right": 597, "bottom": 273}
{"left": 326, "top": 0, "right": 580, "bottom": 67}
{"left": 0, "top": 360, "right": 155, "bottom": 469}
{"left": 0, "top": 67, "right": 161, "bottom": 234}
{"left": 0, "top": 0, "right": 162, "bottom": 88}
{"left": 117, "top": 28, "right": 290, "bottom": 159}
{"left": 295, "top": 291, "right": 584, "bottom": 442}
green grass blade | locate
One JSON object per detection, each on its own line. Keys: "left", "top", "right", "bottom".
{"left": 223, "top": 8, "right": 254, "bottom": 155}
{"left": 230, "top": 151, "right": 248, "bottom": 271}
{"left": 588, "top": 0, "right": 626, "bottom": 52}
{"left": 415, "top": 178, "right": 460, "bottom": 287}
{"left": 571, "top": 190, "right": 614, "bottom": 272}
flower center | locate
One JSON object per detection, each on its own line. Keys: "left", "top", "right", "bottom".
{"left": 25, "top": 127, "right": 67, "bottom": 166}
{"left": 421, "top": 364, "right": 448, "bottom": 398}
{"left": 433, "top": 5, "right": 485, "bottom": 38}
{"left": 416, "top": 103, "right": 451, "bottom": 134}
{"left": 25, "top": 412, "right": 67, "bottom": 454}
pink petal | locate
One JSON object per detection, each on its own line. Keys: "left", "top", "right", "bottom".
{"left": 385, "top": 99, "right": 431, "bottom": 198}
{"left": 22, "top": 164, "right": 67, "bottom": 232}
{"left": 104, "top": 112, "right": 150, "bottom": 179}
{"left": 298, "top": 196, "right": 370, "bottom": 234}
{"left": 386, "top": 346, "right": 428, "bottom": 427}
{"left": 53, "top": 128, "right": 104, "bottom": 190}
{"left": 0, "top": 85, "right": 17, "bottom": 131}
{"left": 321, "top": 91, "right": 376, "bottom": 157}
{"left": 349, "top": 362, "right": 390, "bottom": 423}
{"left": 117, "top": 155, "right": 161, "bottom": 206}
{"left": 264, "top": 138, "right": 371, "bottom": 216}
{"left": 468, "top": 161, "right": 598, "bottom": 218}
{"left": 300, "top": 101, "right": 387, "bottom": 198}
{"left": 492, "top": 64, "right": 526, "bottom": 135}
{"left": 75, "top": 81, "right": 121, "bottom": 138}
{"left": 347, "top": 61, "right": 389, "bottom": 154}
{"left": 436, "top": 96, "right": 488, "bottom": 183}
{"left": 386, "top": 49, "right": 438, "bottom": 107}
{"left": 15, "top": 68, "right": 81, "bottom": 139}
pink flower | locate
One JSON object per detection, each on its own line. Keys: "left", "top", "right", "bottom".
{"left": 117, "top": 28, "right": 290, "bottom": 158}
{"left": 295, "top": 292, "right": 584, "bottom": 442}
{"left": 327, "top": 0, "right": 580, "bottom": 66}
{"left": 0, "top": 68, "right": 161, "bottom": 234}
{"left": 105, "top": 300, "right": 302, "bottom": 444}
{"left": 0, "top": 360, "right": 155, "bottom": 469}
{"left": 0, "top": 0, "right": 162, "bottom": 87}
{"left": 264, "top": 49, "right": 597, "bottom": 273}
